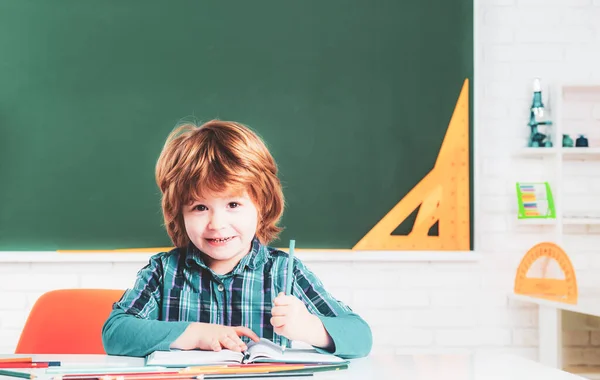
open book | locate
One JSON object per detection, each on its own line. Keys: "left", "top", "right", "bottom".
{"left": 145, "top": 338, "right": 347, "bottom": 367}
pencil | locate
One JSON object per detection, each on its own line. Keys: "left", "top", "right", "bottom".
{"left": 0, "top": 358, "right": 32, "bottom": 364}
{"left": 53, "top": 371, "right": 180, "bottom": 379}
{"left": 0, "top": 369, "right": 36, "bottom": 379}
{"left": 280, "top": 239, "right": 295, "bottom": 354}
{"left": 47, "top": 367, "right": 167, "bottom": 375}
{"left": 117, "top": 374, "right": 198, "bottom": 380}
{"left": 0, "top": 361, "right": 60, "bottom": 368}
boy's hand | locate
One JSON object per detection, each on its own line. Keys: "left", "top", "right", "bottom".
{"left": 271, "top": 292, "right": 333, "bottom": 350}
{"left": 171, "top": 322, "right": 259, "bottom": 352}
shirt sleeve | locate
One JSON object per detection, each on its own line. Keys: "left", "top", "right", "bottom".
{"left": 291, "top": 259, "right": 373, "bottom": 359}
{"left": 101, "top": 254, "right": 192, "bottom": 357}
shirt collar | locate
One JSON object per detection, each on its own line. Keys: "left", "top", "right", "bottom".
{"left": 184, "top": 236, "right": 268, "bottom": 275}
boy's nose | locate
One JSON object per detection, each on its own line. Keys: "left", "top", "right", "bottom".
{"left": 208, "top": 212, "right": 226, "bottom": 230}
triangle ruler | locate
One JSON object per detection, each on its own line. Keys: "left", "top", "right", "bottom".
{"left": 353, "top": 78, "right": 470, "bottom": 250}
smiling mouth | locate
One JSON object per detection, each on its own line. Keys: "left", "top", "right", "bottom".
{"left": 208, "top": 237, "right": 234, "bottom": 243}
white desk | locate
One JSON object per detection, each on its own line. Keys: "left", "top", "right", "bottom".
{"left": 510, "top": 291, "right": 600, "bottom": 373}
{"left": 0, "top": 353, "right": 587, "bottom": 380}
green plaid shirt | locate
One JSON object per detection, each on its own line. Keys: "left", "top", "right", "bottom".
{"left": 103, "top": 238, "right": 372, "bottom": 358}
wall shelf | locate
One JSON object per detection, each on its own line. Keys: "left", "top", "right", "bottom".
{"left": 516, "top": 217, "right": 600, "bottom": 225}
{"left": 515, "top": 147, "right": 600, "bottom": 159}
{"left": 515, "top": 147, "right": 558, "bottom": 158}
{"left": 517, "top": 218, "right": 557, "bottom": 225}
{"left": 563, "top": 217, "right": 600, "bottom": 225}
{"left": 561, "top": 148, "right": 600, "bottom": 160}
{"left": 515, "top": 83, "right": 600, "bottom": 235}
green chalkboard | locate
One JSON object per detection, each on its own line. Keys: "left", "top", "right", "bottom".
{"left": 0, "top": 0, "right": 473, "bottom": 251}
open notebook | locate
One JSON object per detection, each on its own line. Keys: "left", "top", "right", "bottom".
{"left": 145, "top": 338, "right": 348, "bottom": 367}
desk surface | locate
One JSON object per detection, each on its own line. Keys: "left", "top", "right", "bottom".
{"left": 0, "top": 353, "right": 586, "bottom": 380}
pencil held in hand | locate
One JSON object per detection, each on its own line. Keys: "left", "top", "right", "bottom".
{"left": 280, "top": 239, "right": 295, "bottom": 353}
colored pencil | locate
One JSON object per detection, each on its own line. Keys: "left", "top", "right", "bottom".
{"left": 280, "top": 239, "right": 295, "bottom": 353}
{"left": 118, "top": 374, "right": 199, "bottom": 380}
{"left": 184, "top": 365, "right": 306, "bottom": 375}
{"left": 0, "top": 369, "right": 36, "bottom": 379}
{"left": 47, "top": 366, "right": 167, "bottom": 375}
{"left": 0, "top": 361, "right": 60, "bottom": 369}
{"left": 0, "top": 358, "right": 32, "bottom": 364}
{"left": 203, "top": 373, "right": 312, "bottom": 379}
{"left": 53, "top": 371, "right": 180, "bottom": 380}
{"left": 53, "top": 377, "right": 194, "bottom": 380}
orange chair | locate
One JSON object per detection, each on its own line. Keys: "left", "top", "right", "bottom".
{"left": 15, "top": 288, "right": 124, "bottom": 354}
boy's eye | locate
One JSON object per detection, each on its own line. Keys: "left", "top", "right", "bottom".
{"left": 193, "top": 205, "right": 207, "bottom": 211}
{"left": 229, "top": 202, "right": 239, "bottom": 208}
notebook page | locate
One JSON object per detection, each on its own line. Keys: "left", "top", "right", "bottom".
{"left": 146, "top": 349, "right": 244, "bottom": 367}
{"left": 246, "top": 339, "right": 346, "bottom": 364}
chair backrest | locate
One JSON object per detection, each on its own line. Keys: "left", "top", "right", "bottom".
{"left": 15, "top": 288, "right": 124, "bottom": 354}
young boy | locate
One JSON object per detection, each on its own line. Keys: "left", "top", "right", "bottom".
{"left": 102, "top": 120, "right": 372, "bottom": 359}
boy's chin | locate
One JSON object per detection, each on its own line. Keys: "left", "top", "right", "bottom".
{"left": 202, "top": 244, "right": 244, "bottom": 258}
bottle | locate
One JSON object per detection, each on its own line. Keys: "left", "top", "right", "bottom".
{"left": 562, "top": 134, "right": 574, "bottom": 147}
{"left": 575, "top": 135, "right": 589, "bottom": 147}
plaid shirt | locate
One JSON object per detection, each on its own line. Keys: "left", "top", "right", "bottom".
{"left": 114, "top": 237, "right": 354, "bottom": 347}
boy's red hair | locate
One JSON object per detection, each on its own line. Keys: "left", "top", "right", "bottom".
{"left": 155, "top": 120, "right": 284, "bottom": 248}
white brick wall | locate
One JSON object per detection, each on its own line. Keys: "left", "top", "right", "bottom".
{"left": 476, "top": 0, "right": 600, "bottom": 369}
{"left": 0, "top": 0, "right": 599, "bottom": 365}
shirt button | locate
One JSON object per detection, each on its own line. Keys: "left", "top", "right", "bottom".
{"left": 217, "top": 284, "right": 224, "bottom": 292}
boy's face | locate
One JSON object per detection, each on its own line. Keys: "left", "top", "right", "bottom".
{"left": 182, "top": 189, "right": 259, "bottom": 274}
